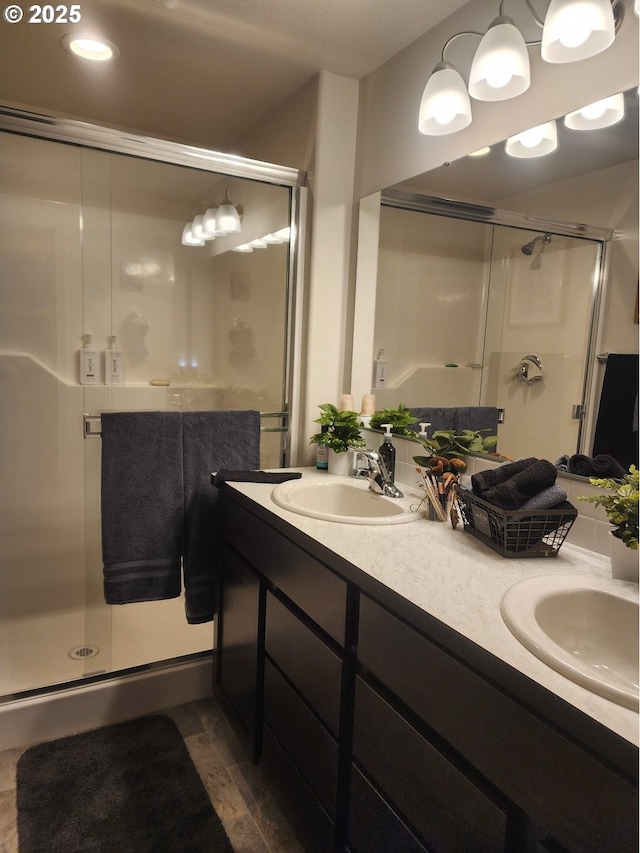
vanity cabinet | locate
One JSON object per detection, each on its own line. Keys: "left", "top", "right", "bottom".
{"left": 216, "top": 490, "right": 638, "bottom": 853}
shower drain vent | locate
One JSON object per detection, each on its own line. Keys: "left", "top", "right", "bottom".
{"left": 68, "top": 645, "right": 100, "bottom": 660}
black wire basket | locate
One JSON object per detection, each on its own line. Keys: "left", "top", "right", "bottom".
{"left": 456, "top": 489, "right": 578, "bottom": 558}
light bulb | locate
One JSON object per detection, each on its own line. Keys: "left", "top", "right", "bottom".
{"left": 519, "top": 127, "right": 545, "bottom": 148}
{"left": 62, "top": 35, "right": 118, "bottom": 61}
{"left": 485, "top": 63, "right": 513, "bottom": 90}
{"left": 506, "top": 121, "right": 557, "bottom": 158}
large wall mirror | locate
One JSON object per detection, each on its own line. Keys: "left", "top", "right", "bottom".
{"left": 352, "top": 88, "right": 638, "bottom": 475}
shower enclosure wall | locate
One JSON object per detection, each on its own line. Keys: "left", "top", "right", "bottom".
{"left": 0, "top": 113, "right": 304, "bottom": 703}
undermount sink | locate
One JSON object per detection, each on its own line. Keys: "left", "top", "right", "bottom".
{"left": 271, "top": 474, "right": 420, "bottom": 525}
{"left": 501, "top": 574, "right": 639, "bottom": 710}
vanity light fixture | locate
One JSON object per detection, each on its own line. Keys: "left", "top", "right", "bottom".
{"left": 418, "top": 62, "right": 472, "bottom": 135}
{"left": 215, "top": 190, "right": 242, "bottom": 234}
{"left": 505, "top": 120, "right": 558, "bottom": 158}
{"left": 541, "top": 0, "right": 615, "bottom": 63}
{"left": 468, "top": 16, "right": 530, "bottom": 101}
{"left": 62, "top": 34, "right": 119, "bottom": 61}
{"left": 181, "top": 223, "right": 204, "bottom": 246}
{"left": 564, "top": 91, "right": 625, "bottom": 129}
{"left": 418, "top": 0, "right": 620, "bottom": 136}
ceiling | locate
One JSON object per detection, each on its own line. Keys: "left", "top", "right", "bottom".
{"left": 0, "top": 0, "right": 469, "bottom": 151}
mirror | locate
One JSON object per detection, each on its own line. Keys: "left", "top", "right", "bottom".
{"left": 355, "top": 89, "right": 638, "bottom": 475}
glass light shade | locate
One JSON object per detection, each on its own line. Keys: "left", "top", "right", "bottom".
{"left": 418, "top": 62, "right": 472, "bottom": 135}
{"left": 191, "top": 215, "right": 205, "bottom": 241}
{"left": 273, "top": 227, "right": 291, "bottom": 241}
{"left": 469, "top": 17, "right": 530, "bottom": 101}
{"left": 215, "top": 190, "right": 242, "bottom": 233}
{"left": 541, "top": 0, "right": 615, "bottom": 63}
{"left": 250, "top": 238, "right": 268, "bottom": 249}
{"left": 263, "top": 232, "right": 284, "bottom": 244}
{"left": 564, "top": 92, "right": 624, "bottom": 129}
{"left": 505, "top": 120, "right": 558, "bottom": 157}
{"left": 181, "top": 223, "right": 204, "bottom": 246}
{"left": 202, "top": 207, "right": 226, "bottom": 237}
{"left": 231, "top": 244, "right": 253, "bottom": 253}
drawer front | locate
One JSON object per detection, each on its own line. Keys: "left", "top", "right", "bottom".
{"left": 223, "top": 497, "right": 347, "bottom": 645}
{"left": 263, "top": 659, "right": 339, "bottom": 818}
{"left": 358, "top": 595, "right": 638, "bottom": 853}
{"left": 266, "top": 591, "right": 343, "bottom": 736}
{"left": 261, "top": 724, "right": 335, "bottom": 853}
{"left": 353, "top": 677, "right": 508, "bottom": 852}
{"left": 348, "top": 765, "right": 429, "bottom": 853}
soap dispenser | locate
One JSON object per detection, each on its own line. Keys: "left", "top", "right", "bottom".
{"left": 418, "top": 422, "right": 431, "bottom": 440}
{"left": 378, "top": 423, "right": 396, "bottom": 483}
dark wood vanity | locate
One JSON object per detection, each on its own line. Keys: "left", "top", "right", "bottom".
{"left": 214, "top": 486, "right": 638, "bottom": 853}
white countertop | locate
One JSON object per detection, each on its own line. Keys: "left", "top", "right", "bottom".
{"left": 225, "top": 468, "right": 639, "bottom": 748}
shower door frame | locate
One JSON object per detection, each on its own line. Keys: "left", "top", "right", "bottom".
{"left": 0, "top": 105, "right": 307, "bottom": 701}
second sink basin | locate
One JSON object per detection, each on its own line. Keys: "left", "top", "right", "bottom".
{"left": 501, "top": 574, "right": 639, "bottom": 710}
{"left": 271, "top": 475, "right": 419, "bottom": 524}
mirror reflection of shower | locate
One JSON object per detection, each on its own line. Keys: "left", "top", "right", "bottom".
{"left": 521, "top": 232, "right": 552, "bottom": 270}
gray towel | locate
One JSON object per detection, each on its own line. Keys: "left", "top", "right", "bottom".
{"left": 101, "top": 412, "right": 184, "bottom": 605}
{"left": 453, "top": 406, "right": 500, "bottom": 438}
{"left": 520, "top": 483, "right": 567, "bottom": 511}
{"left": 183, "top": 410, "right": 261, "bottom": 624}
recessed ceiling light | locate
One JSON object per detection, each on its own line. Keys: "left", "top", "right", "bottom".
{"left": 62, "top": 34, "right": 119, "bottom": 61}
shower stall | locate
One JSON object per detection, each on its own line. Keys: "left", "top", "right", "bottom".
{"left": 0, "top": 109, "right": 304, "bottom": 719}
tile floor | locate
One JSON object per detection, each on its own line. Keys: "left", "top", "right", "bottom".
{"left": 0, "top": 697, "right": 305, "bottom": 852}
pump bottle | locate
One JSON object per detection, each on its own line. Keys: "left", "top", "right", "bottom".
{"left": 316, "top": 425, "right": 329, "bottom": 470}
{"left": 378, "top": 423, "right": 396, "bottom": 483}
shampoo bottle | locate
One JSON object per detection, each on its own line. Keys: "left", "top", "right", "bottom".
{"left": 316, "top": 425, "right": 329, "bottom": 471}
{"left": 106, "top": 335, "right": 125, "bottom": 385}
{"left": 80, "top": 334, "right": 98, "bottom": 385}
{"left": 378, "top": 423, "right": 396, "bottom": 483}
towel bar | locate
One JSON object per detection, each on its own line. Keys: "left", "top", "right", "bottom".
{"left": 83, "top": 411, "right": 288, "bottom": 438}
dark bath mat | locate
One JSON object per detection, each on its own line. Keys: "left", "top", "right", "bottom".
{"left": 16, "top": 714, "right": 234, "bottom": 853}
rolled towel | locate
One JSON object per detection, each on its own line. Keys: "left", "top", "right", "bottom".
{"left": 568, "top": 454, "right": 592, "bottom": 476}
{"left": 519, "top": 483, "right": 568, "bottom": 511}
{"left": 555, "top": 454, "right": 570, "bottom": 472}
{"left": 482, "top": 459, "right": 557, "bottom": 510}
{"left": 471, "top": 457, "right": 538, "bottom": 496}
{"left": 212, "top": 470, "right": 302, "bottom": 487}
{"left": 590, "top": 454, "right": 627, "bottom": 480}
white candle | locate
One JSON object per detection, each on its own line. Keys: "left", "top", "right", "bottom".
{"left": 339, "top": 394, "right": 354, "bottom": 411}
{"left": 361, "top": 394, "right": 376, "bottom": 415}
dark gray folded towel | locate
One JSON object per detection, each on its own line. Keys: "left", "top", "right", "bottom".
{"left": 212, "top": 470, "right": 302, "bottom": 487}
{"left": 471, "top": 457, "right": 538, "bottom": 496}
{"left": 520, "top": 483, "right": 567, "bottom": 511}
{"left": 482, "top": 459, "right": 557, "bottom": 510}
{"left": 183, "top": 410, "right": 260, "bottom": 624}
{"left": 590, "top": 454, "right": 627, "bottom": 479}
{"left": 568, "top": 454, "right": 592, "bottom": 476}
{"left": 101, "top": 412, "right": 184, "bottom": 605}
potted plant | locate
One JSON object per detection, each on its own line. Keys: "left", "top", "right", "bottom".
{"left": 310, "top": 403, "right": 365, "bottom": 475}
{"left": 579, "top": 465, "right": 638, "bottom": 582}
{"left": 413, "top": 428, "right": 499, "bottom": 466}
{"left": 369, "top": 403, "right": 419, "bottom": 438}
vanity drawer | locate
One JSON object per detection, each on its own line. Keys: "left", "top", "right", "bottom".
{"left": 348, "top": 764, "right": 429, "bottom": 853}
{"left": 353, "top": 676, "right": 508, "bottom": 851}
{"left": 357, "top": 595, "right": 638, "bottom": 853}
{"left": 223, "top": 498, "right": 348, "bottom": 645}
{"left": 265, "top": 590, "right": 343, "bottom": 736}
{"left": 263, "top": 659, "right": 339, "bottom": 818}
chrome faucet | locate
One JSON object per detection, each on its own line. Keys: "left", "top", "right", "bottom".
{"left": 351, "top": 448, "right": 404, "bottom": 498}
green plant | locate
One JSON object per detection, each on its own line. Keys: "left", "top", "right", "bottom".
{"left": 578, "top": 465, "right": 639, "bottom": 550}
{"left": 413, "top": 428, "right": 498, "bottom": 465}
{"left": 369, "top": 403, "right": 419, "bottom": 438}
{"left": 309, "top": 403, "right": 366, "bottom": 454}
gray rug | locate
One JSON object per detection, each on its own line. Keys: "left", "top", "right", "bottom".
{"left": 16, "top": 714, "right": 234, "bottom": 852}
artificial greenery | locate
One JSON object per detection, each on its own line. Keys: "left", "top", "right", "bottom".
{"left": 309, "top": 403, "right": 366, "bottom": 454}
{"left": 413, "top": 428, "right": 498, "bottom": 465}
{"left": 578, "top": 465, "right": 639, "bottom": 550}
{"left": 369, "top": 403, "right": 418, "bottom": 438}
